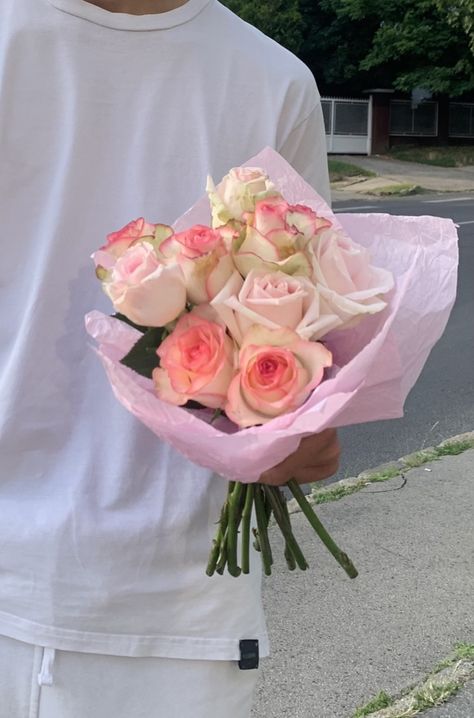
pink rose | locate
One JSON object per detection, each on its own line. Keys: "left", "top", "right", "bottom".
{"left": 153, "top": 313, "right": 236, "bottom": 409}
{"left": 233, "top": 197, "right": 330, "bottom": 278}
{"left": 93, "top": 219, "right": 174, "bottom": 278}
{"left": 211, "top": 270, "right": 341, "bottom": 344}
{"left": 99, "top": 217, "right": 157, "bottom": 259}
{"left": 104, "top": 242, "right": 186, "bottom": 327}
{"left": 285, "top": 204, "right": 332, "bottom": 242}
{"left": 159, "top": 224, "right": 235, "bottom": 304}
{"left": 313, "top": 229, "right": 395, "bottom": 329}
{"left": 225, "top": 325, "right": 332, "bottom": 428}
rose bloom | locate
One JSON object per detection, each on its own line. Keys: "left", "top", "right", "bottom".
{"left": 153, "top": 312, "right": 235, "bottom": 409}
{"left": 207, "top": 166, "right": 280, "bottom": 227}
{"left": 233, "top": 196, "right": 331, "bottom": 278}
{"left": 225, "top": 325, "right": 332, "bottom": 428}
{"left": 92, "top": 218, "right": 157, "bottom": 274}
{"left": 313, "top": 229, "right": 395, "bottom": 329}
{"left": 159, "top": 224, "right": 235, "bottom": 304}
{"left": 103, "top": 242, "right": 186, "bottom": 327}
{"left": 212, "top": 270, "right": 341, "bottom": 344}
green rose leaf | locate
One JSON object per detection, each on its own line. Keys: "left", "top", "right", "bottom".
{"left": 119, "top": 326, "right": 164, "bottom": 378}
{"left": 112, "top": 312, "right": 149, "bottom": 333}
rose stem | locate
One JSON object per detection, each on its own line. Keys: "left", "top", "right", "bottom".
{"left": 263, "top": 486, "right": 309, "bottom": 571}
{"left": 206, "top": 484, "right": 233, "bottom": 576}
{"left": 241, "top": 484, "right": 254, "bottom": 574}
{"left": 287, "top": 479, "right": 358, "bottom": 579}
{"left": 253, "top": 493, "right": 273, "bottom": 552}
{"left": 284, "top": 544, "right": 297, "bottom": 571}
{"left": 254, "top": 485, "right": 273, "bottom": 576}
{"left": 215, "top": 529, "right": 228, "bottom": 575}
{"left": 274, "top": 489, "right": 297, "bottom": 571}
{"left": 227, "top": 482, "right": 244, "bottom": 577}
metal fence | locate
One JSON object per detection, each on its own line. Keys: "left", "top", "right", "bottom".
{"left": 321, "top": 97, "right": 372, "bottom": 154}
{"left": 389, "top": 100, "right": 438, "bottom": 137}
{"left": 449, "top": 102, "right": 474, "bottom": 138}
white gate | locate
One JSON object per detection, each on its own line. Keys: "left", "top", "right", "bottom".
{"left": 321, "top": 97, "right": 372, "bottom": 155}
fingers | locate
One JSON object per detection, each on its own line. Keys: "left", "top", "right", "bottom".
{"left": 259, "top": 429, "right": 340, "bottom": 486}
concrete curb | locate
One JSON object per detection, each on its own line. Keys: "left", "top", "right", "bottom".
{"left": 361, "top": 659, "right": 474, "bottom": 718}
{"left": 287, "top": 431, "right": 474, "bottom": 516}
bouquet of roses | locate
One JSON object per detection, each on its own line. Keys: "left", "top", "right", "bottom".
{"left": 86, "top": 148, "right": 458, "bottom": 580}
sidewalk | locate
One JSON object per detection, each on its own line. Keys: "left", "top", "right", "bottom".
{"left": 252, "top": 433, "right": 474, "bottom": 718}
{"left": 331, "top": 155, "right": 474, "bottom": 200}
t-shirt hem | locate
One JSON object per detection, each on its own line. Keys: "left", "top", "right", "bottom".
{"left": 0, "top": 610, "right": 270, "bottom": 660}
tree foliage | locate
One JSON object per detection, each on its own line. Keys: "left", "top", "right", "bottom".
{"left": 222, "top": 0, "right": 474, "bottom": 97}
{"left": 437, "top": 0, "right": 474, "bottom": 53}
{"left": 337, "top": 0, "right": 474, "bottom": 95}
{"left": 221, "top": 0, "right": 304, "bottom": 55}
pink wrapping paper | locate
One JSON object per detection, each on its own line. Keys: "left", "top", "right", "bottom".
{"left": 85, "top": 148, "right": 459, "bottom": 482}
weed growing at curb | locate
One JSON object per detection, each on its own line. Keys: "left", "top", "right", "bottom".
{"left": 367, "top": 183, "right": 422, "bottom": 197}
{"left": 403, "top": 440, "right": 473, "bottom": 468}
{"left": 353, "top": 691, "right": 393, "bottom": 717}
{"left": 303, "top": 435, "right": 474, "bottom": 511}
{"left": 435, "top": 440, "right": 473, "bottom": 457}
{"left": 328, "top": 159, "right": 375, "bottom": 182}
{"left": 411, "top": 681, "right": 460, "bottom": 711}
{"left": 434, "top": 643, "right": 474, "bottom": 672}
{"left": 366, "top": 468, "right": 401, "bottom": 483}
{"left": 349, "top": 641, "right": 474, "bottom": 717}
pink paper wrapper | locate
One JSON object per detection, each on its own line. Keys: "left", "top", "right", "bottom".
{"left": 85, "top": 148, "right": 459, "bottom": 482}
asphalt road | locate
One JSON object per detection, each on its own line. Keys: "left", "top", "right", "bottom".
{"left": 328, "top": 192, "right": 474, "bottom": 482}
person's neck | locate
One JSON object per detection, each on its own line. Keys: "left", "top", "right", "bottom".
{"left": 84, "top": 0, "right": 188, "bottom": 14}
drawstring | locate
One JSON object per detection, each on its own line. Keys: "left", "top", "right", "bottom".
{"left": 38, "top": 647, "right": 56, "bottom": 687}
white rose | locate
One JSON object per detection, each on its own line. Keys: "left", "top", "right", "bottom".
{"left": 206, "top": 166, "right": 280, "bottom": 227}
{"left": 211, "top": 269, "right": 341, "bottom": 344}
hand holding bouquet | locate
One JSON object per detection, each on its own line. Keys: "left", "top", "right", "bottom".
{"left": 86, "top": 148, "right": 458, "bottom": 580}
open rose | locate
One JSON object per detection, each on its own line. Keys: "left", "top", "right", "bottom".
{"left": 211, "top": 270, "right": 341, "bottom": 344}
{"left": 225, "top": 325, "right": 332, "bottom": 428}
{"left": 252, "top": 197, "right": 331, "bottom": 241}
{"left": 207, "top": 167, "right": 280, "bottom": 227}
{"left": 233, "top": 197, "right": 331, "bottom": 278}
{"left": 153, "top": 313, "right": 235, "bottom": 409}
{"left": 103, "top": 242, "right": 186, "bottom": 327}
{"left": 158, "top": 224, "right": 235, "bottom": 304}
{"left": 93, "top": 218, "right": 158, "bottom": 275}
{"left": 313, "top": 230, "right": 395, "bottom": 329}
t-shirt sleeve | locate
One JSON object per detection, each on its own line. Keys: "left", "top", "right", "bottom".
{"left": 277, "top": 102, "right": 331, "bottom": 207}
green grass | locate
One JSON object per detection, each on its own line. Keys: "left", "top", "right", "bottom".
{"left": 454, "top": 643, "right": 474, "bottom": 660}
{"left": 366, "top": 467, "right": 402, "bottom": 483}
{"left": 389, "top": 145, "right": 474, "bottom": 168}
{"left": 350, "top": 641, "right": 474, "bottom": 717}
{"left": 368, "top": 183, "right": 422, "bottom": 197}
{"left": 434, "top": 643, "right": 474, "bottom": 672}
{"left": 306, "top": 437, "right": 474, "bottom": 509}
{"left": 312, "top": 483, "right": 359, "bottom": 504}
{"left": 411, "top": 681, "right": 460, "bottom": 711}
{"left": 310, "top": 467, "right": 401, "bottom": 505}
{"left": 353, "top": 691, "right": 393, "bottom": 717}
{"left": 434, "top": 439, "right": 473, "bottom": 457}
{"left": 403, "top": 439, "right": 474, "bottom": 469}
{"left": 328, "top": 159, "right": 376, "bottom": 182}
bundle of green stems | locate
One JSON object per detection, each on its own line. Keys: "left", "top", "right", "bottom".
{"left": 206, "top": 479, "right": 359, "bottom": 579}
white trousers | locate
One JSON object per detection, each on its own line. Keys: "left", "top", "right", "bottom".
{"left": 0, "top": 635, "right": 259, "bottom": 718}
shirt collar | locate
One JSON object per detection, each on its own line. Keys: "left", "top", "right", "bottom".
{"left": 47, "top": 0, "right": 213, "bottom": 31}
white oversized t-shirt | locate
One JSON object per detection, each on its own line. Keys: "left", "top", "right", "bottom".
{"left": 0, "top": 0, "right": 330, "bottom": 659}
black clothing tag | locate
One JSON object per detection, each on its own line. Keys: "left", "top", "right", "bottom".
{"left": 238, "top": 639, "right": 259, "bottom": 670}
